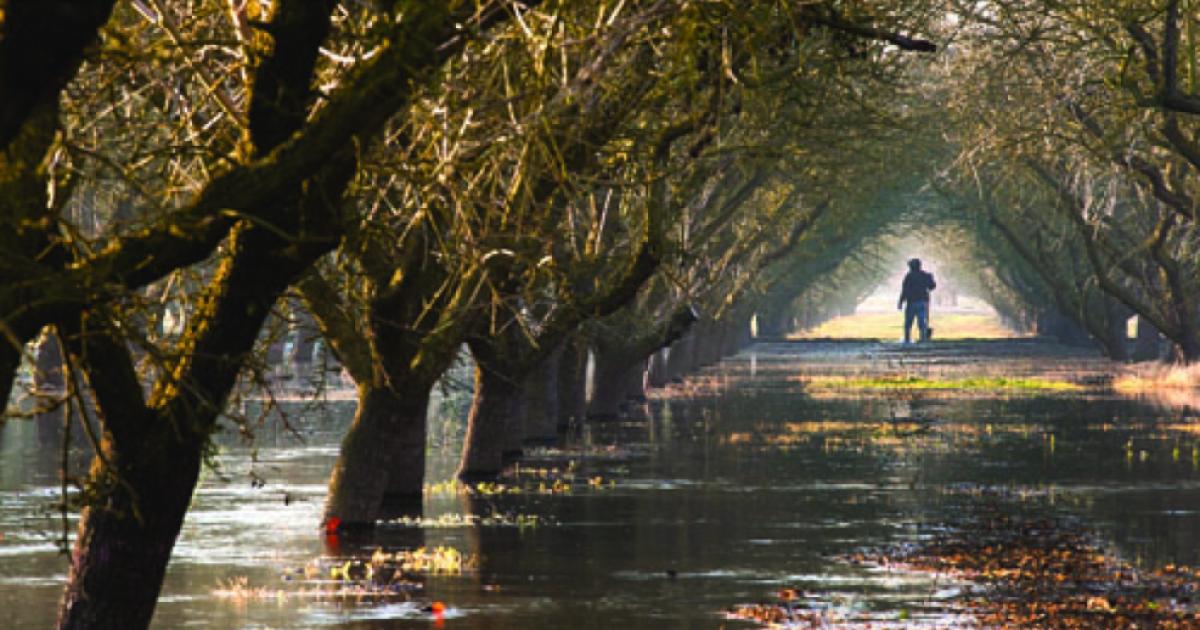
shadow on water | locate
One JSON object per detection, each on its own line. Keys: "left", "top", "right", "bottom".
{"left": 3, "top": 340, "right": 1200, "bottom": 627}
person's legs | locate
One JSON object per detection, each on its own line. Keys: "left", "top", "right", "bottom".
{"left": 903, "top": 303, "right": 916, "bottom": 343}
{"left": 915, "top": 301, "right": 929, "bottom": 341}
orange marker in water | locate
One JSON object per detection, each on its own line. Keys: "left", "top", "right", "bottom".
{"left": 322, "top": 517, "right": 342, "bottom": 554}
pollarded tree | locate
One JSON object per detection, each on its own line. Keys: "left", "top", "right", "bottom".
{"left": 944, "top": 162, "right": 1135, "bottom": 358}
{"left": 944, "top": 0, "right": 1200, "bottom": 360}
{"left": 455, "top": 0, "right": 944, "bottom": 469}
{"left": 583, "top": 0, "right": 945, "bottom": 392}
{"left": 308, "top": 0, "right": 688, "bottom": 523}
{"left": 3, "top": 3, "right": 568, "bottom": 628}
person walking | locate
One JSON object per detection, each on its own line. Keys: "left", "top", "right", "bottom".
{"left": 898, "top": 258, "right": 936, "bottom": 343}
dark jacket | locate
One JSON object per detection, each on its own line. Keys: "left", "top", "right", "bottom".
{"left": 900, "top": 270, "right": 936, "bottom": 304}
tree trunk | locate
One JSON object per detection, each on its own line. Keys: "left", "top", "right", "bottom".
{"left": 692, "top": 319, "right": 721, "bottom": 367}
{"left": 501, "top": 373, "right": 528, "bottom": 465}
{"left": 1174, "top": 336, "right": 1200, "bottom": 363}
{"left": 803, "top": 306, "right": 823, "bottom": 331}
{"left": 1036, "top": 310, "right": 1091, "bottom": 347}
{"left": 58, "top": 219, "right": 337, "bottom": 628}
{"left": 646, "top": 349, "right": 669, "bottom": 388}
{"left": 0, "top": 342, "right": 19, "bottom": 412}
{"left": 588, "top": 344, "right": 637, "bottom": 420}
{"left": 1132, "top": 316, "right": 1163, "bottom": 362}
{"left": 458, "top": 364, "right": 523, "bottom": 481}
{"left": 523, "top": 346, "right": 560, "bottom": 446}
{"left": 702, "top": 319, "right": 725, "bottom": 365}
{"left": 622, "top": 358, "right": 646, "bottom": 402}
{"left": 1101, "top": 334, "right": 1129, "bottom": 362}
{"left": 721, "top": 316, "right": 749, "bottom": 358}
{"left": 729, "top": 314, "right": 748, "bottom": 352}
{"left": 556, "top": 337, "right": 587, "bottom": 431}
{"left": 58, "top": 438, "right": 201, "bottom": 630}
{"left": 754, "top": 308, "right": 791, "bottom": 339}
{"left": 1170, "top": 300, "right": 1200, "bottom": 361}
{"left": 324, "top": 383, "right": 431, "bottom": 526}
{"left": 665, "top": 332, "right": 695, "bottom": 382}
{"left": 795, "top": 304, "right": 810, "bottom": 331}
{"left": 1094, "top": 302, "right": 1131, "bottom": 362}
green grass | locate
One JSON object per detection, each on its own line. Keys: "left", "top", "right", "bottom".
{"left": 806, "top": 375, "right": 1081, "bottom": 392}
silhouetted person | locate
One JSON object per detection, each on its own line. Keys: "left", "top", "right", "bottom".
{"left": 898, "top": 258, "right": 936, "bottom": 343}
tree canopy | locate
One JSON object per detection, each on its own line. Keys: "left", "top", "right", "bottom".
{"left": 8, "top": 1, "right": 1200, "bottom": 628}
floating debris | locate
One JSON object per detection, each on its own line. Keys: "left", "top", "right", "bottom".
{"left": 382, "top": 512, "right": 548, "bottom": 529}
{"left": 726, "top": 600, "right": 826, "bottom": 627}
{"left": 364, "top": 546, "right": 474, "bottom": 576}
{"left": 520, "top": 444, "right": 645, "bottom": 461}
{"left": 216, "top": 546, "right": 476, "bottom": 604}
{"left": 214, "top": 573, "right": 422, "bottom": 602}
{"left": 726, "top": 587, "right": 971, "bottom": 628}
{"left": 842, "top": 515, "right": 1200, "bottom": 628}
{"left": 423, "top": 473, "right": 615, "bottom": 498}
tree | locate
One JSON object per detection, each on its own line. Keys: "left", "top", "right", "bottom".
{"left": 3, "top": 2, "right": 552, "bottom": 627}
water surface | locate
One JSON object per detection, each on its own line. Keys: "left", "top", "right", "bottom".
{"left": 2, "top": 340, "right": 1198, "bottom": 627}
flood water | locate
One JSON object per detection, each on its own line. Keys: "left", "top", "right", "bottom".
{"left": 3, "top": 339, "right": 1200, "bottom": 628}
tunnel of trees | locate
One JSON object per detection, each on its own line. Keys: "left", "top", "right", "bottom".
{"left": 3, "top": 1, "right": 1200, "bottom": 628}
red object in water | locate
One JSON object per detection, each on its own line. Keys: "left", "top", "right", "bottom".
{"left": 324, "top": 516, "right": 342, "bottom": 536}
{"left": 430, "top": 601, "right": 446, "bottom": 614}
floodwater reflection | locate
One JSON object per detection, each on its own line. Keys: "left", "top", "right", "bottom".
{"left": 2, "top": 340, "right": 1200, "bottom": 627}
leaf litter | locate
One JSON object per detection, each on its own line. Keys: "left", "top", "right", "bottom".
{"left": 730, "top": 505, "right": 1200, "bottom": 628}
